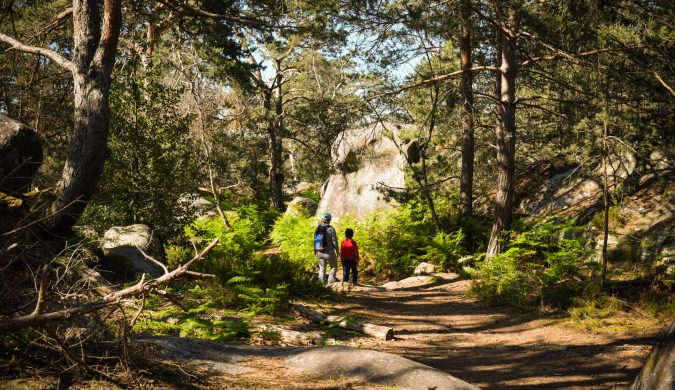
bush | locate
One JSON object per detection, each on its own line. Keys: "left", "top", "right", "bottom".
{"left": 419, "top": 230, "right": 467, "bottom": 271}
{"left": 341, "top": 203, "right": 437, "bottom": 280}
{"left": 270, "top": 213, "right": 317, "bottom": 268}
{"left": 223, "top": 252, "right": 329, "bottom": 315}
{"left": 470, "top": 219, "right": 597, "bottom": 307}
{"left": 184, "top": 206, "right": 267, "bottom": 281}
{"left": 271, "top": 202, "right": 447, "bottom": 281}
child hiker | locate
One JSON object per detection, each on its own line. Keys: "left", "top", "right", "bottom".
{"left": 340, "top": 228, "right": 360, "bottom": 284}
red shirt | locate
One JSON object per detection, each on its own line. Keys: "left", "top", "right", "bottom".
{"left": 340, "top": 238, "right": 359, "bottom": 261}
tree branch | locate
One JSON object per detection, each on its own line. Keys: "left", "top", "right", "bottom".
{"left": 0, "top": 238, "right": 219, "bottom": 333}
{"left": 0, "top": 32, "right": 75, "bottom": 73}
{"left": 93, "top": 0, "right": 122, "bottom": 69}
{"left": 157, "top": 0, "right": 268, "bottom": 28}
{"left": 519, "top": 44, "right": 663, "bottom": 68}
{"left": 35, "top": 7, "right": 73, "bottom": 37}
{"left": 367, "top": 66, "right": 498, "bottom": 99}
{"left": 371, "top": 44, "right": 667, "bottom": 99}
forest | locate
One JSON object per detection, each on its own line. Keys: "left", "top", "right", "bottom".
{"left": 0, "top": 0, "right": 673, "bottom": 389}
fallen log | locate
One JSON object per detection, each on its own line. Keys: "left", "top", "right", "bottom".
{"left": 292, "top": 303, "right": 394, "bottom": 341}
{"left": 0, "top": 238, "right": 219, "bottom": 333}
{"left": 254, "top": 324, "right": 323, "bottom": 346}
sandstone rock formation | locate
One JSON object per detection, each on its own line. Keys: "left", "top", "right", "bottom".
{"left": 317, "top": 123, "right": 412, "bottom": 219}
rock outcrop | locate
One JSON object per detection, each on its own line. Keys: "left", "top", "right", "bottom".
{"left": 101, "top": 224, "right": 165, "bottom": 278}
{"left": 287, "top": 346, "right": 479, "bottom": 390}
{"left": 317, "top": 123, "right": 412, "bottom": 218}
{"left": 136, "top": 337, "right": 480, "bottom": 389}
{"left": 519, "top": 153, "right": 673, "bottom": 267}
{"left": 0, "top": 114, "right": 42, "bottom": 196}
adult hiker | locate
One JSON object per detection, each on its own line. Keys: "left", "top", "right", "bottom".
{"left": 313, "top": 212, "right": 339, "bottom": 284}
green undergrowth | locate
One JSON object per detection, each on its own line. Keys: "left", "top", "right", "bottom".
{"left": 131, "top": 284, "right": 248, "bottom": 341}
{"left": 271, "top": 202, "right": 472, "bottom": 282}
{"left": 164, "top": 208, "right": 331, "bottom": 317}
{"left": 469, "top": 218, "right": 597, "bottom": 308}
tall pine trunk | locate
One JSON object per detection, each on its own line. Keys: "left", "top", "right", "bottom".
{"left": 458, "top": 0, "right": 475, "bottom": 221}
{"left": 49, "top": 0, "right": 121, "bottom": 235}
{"left": 486, "top": 7, "right": 518, "bottom": 259}
{"left": 268, "top": 61, "right": 285, "bottom": 211}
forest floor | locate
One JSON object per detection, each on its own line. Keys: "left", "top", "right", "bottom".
{"left": 311, "top": 273, "right": 661, "bottom": 389}
{"left": 3, "top": 273, "right": 664, "bottom": 390}
{"left": 193, "top": 272, "right": 662, "bottom": 389}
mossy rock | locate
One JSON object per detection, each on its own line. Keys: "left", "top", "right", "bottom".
{"left": 286, "top": 197, "right": 318, "bottom": 217}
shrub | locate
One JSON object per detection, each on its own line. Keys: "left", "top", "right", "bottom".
{"left": 419, "top": 230, "right": 467, "bottom": 271}
{"left": 470, "top": 219, "right": 597, "bottom": 307}
{"left": 184, "top": 207, "right": 266, "bottom": 281}
{"left": 270, "top": 213, "right": 317, "bottom": 268}
{"left": 270, "top": 201, "right": 468, "bottom": 282}
{"left": 342, "top": 203, "right": 435, "bottom": 280}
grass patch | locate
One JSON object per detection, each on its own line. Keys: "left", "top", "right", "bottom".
{"left": 567, "top": 295, "right": 668, "bottom": 334}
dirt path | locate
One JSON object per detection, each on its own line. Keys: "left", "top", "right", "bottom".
{"left": 317, "top": 273, "right": 656, "bottom": 389}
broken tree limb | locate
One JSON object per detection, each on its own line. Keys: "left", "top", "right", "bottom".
{"left": 0, "top": 238, "right": 219, "bottom": 333}
{"left": 253, "top": 324, "right": 323, "bottom": 346}
{"left": 292, "top": 303, "right": 394, "bottom": 341}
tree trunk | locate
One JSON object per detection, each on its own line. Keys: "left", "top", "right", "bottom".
{"left": 292, "top": 303, "right": 394, "bottom": 341}
{"left": 458, "top": 0, "right": 474, "bottom": 220}
{"left": 268, "top": 62, "right": 285, "bottom": 211}
{"left": 49, "top": 0, "right": 121, "bottom": 235}
{"left": 631, "top": 318, "right": 675, "bottom": 390}
{"left": 486, "top": 8, "right": 518, "bottom": 259}
{"left": 601, "top": 120, "right": 609, "bottom": 287}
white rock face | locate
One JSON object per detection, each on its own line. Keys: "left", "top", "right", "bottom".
{"left": 317, "top": 123, "right": 410, "bottom": 218}
{"left": 101, "top": 224, "right": 165, "bottom": 277}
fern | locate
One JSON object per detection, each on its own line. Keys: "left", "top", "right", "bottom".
{"left": 471, "top": 218, "right": 595, "bottom": 307}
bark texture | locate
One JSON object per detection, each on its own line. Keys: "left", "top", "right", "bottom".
{"left": 293, "top": 303, "right": 394, "bottom": 341}
{"left": 49, "top": 0, "right": 122, "bottom": 234}
{"left": 458, "top": 0, "right": 474, "bottom": 220}
{"left": 486, "top": 7, "right": 518, "bottom": 259}
{"left": 631, "top": 318, "right": 675, "bottom": 390}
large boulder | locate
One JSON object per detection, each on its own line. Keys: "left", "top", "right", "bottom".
{"left": 287, "top": 346, "right": 479, "bottom": 390}
{"left": 521, "top": 151, "right": 640, "bottom": 219}
{"left": 593, "top": 175, "right": 674, "bottom": 264}
{"left": 101, "top": 224, "right": 165, "bottom": 278}
{"left": 520, "top": 168, "right": 602, "bottom": 218}
{"left": 0, "top": 114, "right": 42, "bottom": 195}
{"left": 286, "top": 197, "right": 318, "bottom": 217}
{"left": 294, "top": 181, "right": 315, "bottom": 195}
{"left": 317, "top": 123, "right": 411, "bottom": 218}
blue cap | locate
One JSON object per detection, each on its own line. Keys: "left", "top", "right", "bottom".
{"left": 322, "top": 212, "right": 332, "bottom": 220}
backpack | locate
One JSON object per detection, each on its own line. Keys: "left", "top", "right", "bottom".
{"left": 314, "top": 225, "right": 329, "bottom": 251}
{"left": 340, "top": 239, "right": 357, "bottom": 260}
